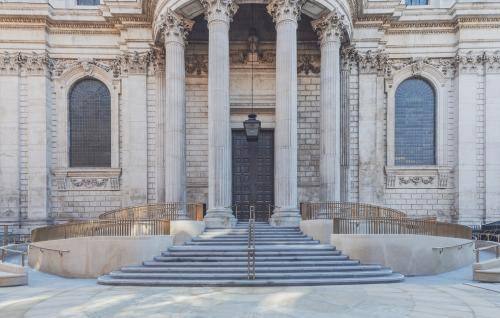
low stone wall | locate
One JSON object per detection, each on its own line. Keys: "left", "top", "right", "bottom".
{"left": 331, "top": 234, "right": 475, "bottom": 276}
{"left": 28, "top": 235, "right": 173, "bottom": 278}
{"left": 0, "top": 262, "right": 28, "bottom": 287}
{"left": 299, "top": 219, "right": 333, "bottom": 244}
{"left": 170, "top": 220, "right": 205, "bottom": 245}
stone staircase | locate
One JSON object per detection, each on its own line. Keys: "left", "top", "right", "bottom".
{"left": 98, "top": 221, "right": 404, "bottom": 286}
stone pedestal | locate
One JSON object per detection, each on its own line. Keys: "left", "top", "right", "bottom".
{"left": 161, "top": 11, "right": 194, "bottom": 213}
{"left": 267, "top": 0, "right": 302, "bottom": 227}
{"left": 202, "top": 0, "right": 238, "bottom": 228}
{"left": 312, "top": 12, "right": 344, "bottom": 202}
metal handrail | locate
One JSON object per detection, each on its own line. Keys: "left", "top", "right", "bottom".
{"left": 29, "top": 244, "right": 70, "bottom": 256}
{"left": 247, "top": 206, "right": 256, "bottom": 280}
{"left": 0, "top": 243, "right": 28, "bottom": 266}
{"left": 474, "top": 241, "right": 500, "bottom": 263}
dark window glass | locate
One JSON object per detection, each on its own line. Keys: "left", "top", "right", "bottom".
{"left": 406, "top": 0, "right": 428, "bottom": 5}
{"left": 69, "top": 78, "right": 111, "bottom": 167}
{"left": 77, "top": 0, "right": 100, "bottom": 5}
{"left": 395, "top": 78, "right": 436, "bottom": 166}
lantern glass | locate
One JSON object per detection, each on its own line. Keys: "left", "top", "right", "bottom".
{"left": 244, "top": 113, "right": 261, "bottom": 141}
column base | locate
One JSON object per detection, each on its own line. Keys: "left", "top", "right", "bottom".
{"left": 270, "top": 207, "right": 301, "bottom": 227}
{"left": 204, "top": 207, "right": 236, "bottom": 228}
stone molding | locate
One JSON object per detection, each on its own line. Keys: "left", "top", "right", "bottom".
{"left": 311, "top": 10, "right": 346, "bottom": 45}
{"left": 156, "top": 9, "right": 194, "bottom": 46}
{"left": 200, "top": 0, "right": 239, "bottom": 24}
{"left": 266, "top": 0, "right": 305, "bottom": 24}
{"left": 0, "top": 50, "right": 162, "bottom": 78}
{"left": 0, "top": 51, "right": 50, "bottom": 75}
{"left": 385, "top": 166, "right": 452, "bottom": 189}
{"left": 52, "top": 168, "right": 122, "bottom": 191}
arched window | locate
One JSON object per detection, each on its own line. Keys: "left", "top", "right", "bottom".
{"left": 69, "top": 78, "right": 111, "bottom": 167}
{"left": 395, "top": 77, "right": 436, "bottom": 166}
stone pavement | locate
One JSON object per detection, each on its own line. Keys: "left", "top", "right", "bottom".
{"left": 0, "top": 264, "right": 499, "bottom": 318}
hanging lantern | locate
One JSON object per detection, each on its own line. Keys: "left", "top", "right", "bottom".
{"left": 244, "top": 113, "right": 261, "bottom": 141}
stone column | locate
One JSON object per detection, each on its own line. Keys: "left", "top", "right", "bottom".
{"left": 160, "top": 11, "right": 194, "bottom": 207}
{"left": 312, "top": 12, "right": 344, "bottom": 202}
{"left": 267, "top": 0, "right": 302, "bottom": 227}
{"left": 201, "top": 0, "right": 238, "bottom": 228}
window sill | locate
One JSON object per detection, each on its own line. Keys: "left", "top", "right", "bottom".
{"left": 52, "top": 168, "right": 121, "bottom": 191}
{"left": 385, "top": 166, "right": 452, "bottom": 189}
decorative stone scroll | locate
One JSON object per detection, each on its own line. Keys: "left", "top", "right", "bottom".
{"left": 0, "top": 51, "right": 50, "bottom": 75}
{"left": 201, "top": 0, "right": 239, "bottom": 23}
{"left": 52, "top": 168, "right": 121, "bottom": 191}
{"left": 266, "top": 0, "right": 305, "bottom": 23}
{"left": 385, "top": 166, "right": 451, "bottom": 189}
{"left": 297, "top": 54, "right": 320, "bottom": 75}
{"left": 185, "top": 54, "right": 208, "bottom": 75}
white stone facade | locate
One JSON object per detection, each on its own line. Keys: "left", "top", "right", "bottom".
{"left": 1, "top": 0, "right": 500, "bottom": 230}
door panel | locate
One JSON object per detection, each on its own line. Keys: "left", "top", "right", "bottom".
{"left": 232, "top": 130, "right": 274, "bottom": 221}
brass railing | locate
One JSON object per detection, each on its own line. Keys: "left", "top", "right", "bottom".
{"left": 301, "top": 202, "right": 471, "bottom": 239}
{"left": 300, "top": 202, "right": 410, "bottom": 220}
{"left": 247, "top": 206, "right": 256, "bottom": 280}
{"left": 98, "top": 203, "right": 204, "bottom": 221}
{"left": 31, "top": 219, "right": 170, "bottom": 242}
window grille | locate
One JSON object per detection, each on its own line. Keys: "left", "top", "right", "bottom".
{"left": 406, "top": 0, "right": 428, "bottom": 5}
{"left": 69, "top": 78, "right": 111, "bottom": 167}
{"left": 77, "top": 0, "right": 100, "bottom": 5}
{"left": 395, "top": 78, "right": 436, "bottom": 166}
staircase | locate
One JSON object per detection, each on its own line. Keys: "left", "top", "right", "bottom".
{"left": 98, "top": 222, "right": 404, "bottom": 286}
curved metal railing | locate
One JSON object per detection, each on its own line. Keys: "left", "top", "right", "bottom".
{"left": 300, "top": 202, "right": 471, "bottom": 239}
{"left": 98, "top": 202, "right": 204, "bottom": 221}
{"left": 31, "top": 219, "right": 170, "bottom": 242}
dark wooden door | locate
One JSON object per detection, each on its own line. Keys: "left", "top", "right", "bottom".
{"left": 232, "top": 130, "right": 274, "bottom": 221}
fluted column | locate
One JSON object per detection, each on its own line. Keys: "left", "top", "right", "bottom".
{"left": 267, "top": 0, "right": 303, "bottom": 227}
{"left": 160, "top": 11, "right": 194, "bottom": 210}
{"left": 201, "top": 0, "right": 238, "bottom": 228}
{"left": 312, "top": 12, "right": 344, "bottom": 202}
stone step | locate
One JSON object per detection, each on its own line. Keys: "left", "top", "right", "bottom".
{"left": 162, "top": 250, "right": 342, "bottom": 257}
{"left": 167, "top": 244, "right": 336, "bottom": 252}
{"left": 185, "top": 240, "right": 320, "bottom": 246}
{"left": 121, "top": 265, "right": 383, "bottom": 273}
{"left": 98, "top": 274, "right": 405, "bottom": 287}
{"left": 143, "top": 260, "right": 361, "bottom": 267}
{"left": 190, "top": 237, "right": 315, "bottom": 242}
{"left": 153, "top": 255, "right": 349, "bottom": 262}
{"left": 107, "top": 269, "right": 395, "bottom": 280}
{"left": 197, "top": 233, "right": 307, "bottom": 238}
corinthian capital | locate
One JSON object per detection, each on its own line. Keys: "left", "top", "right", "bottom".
{"left": 201, "top": 0, "right": 239, "bottom": 24}
{"left": 266, "top": 0, "right": 305, "bottom": 24}
{"left": 311, "top": 11, "right": 345, "bottom": 45}
{"left": 157, "top": 10, "right": 194, "bottom": 45}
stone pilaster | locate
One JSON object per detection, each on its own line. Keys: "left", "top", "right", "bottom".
{"left": 201, "top": 0, "right": 238, "bottom": 228}
{"left": 267, "top": 0, "right": 304, "bottom": 227}
{"left": 159, "top": 10, "right": 194, "bottom": 208}
{"left": 312, "top": 11, "right": 344, "bottom": 202}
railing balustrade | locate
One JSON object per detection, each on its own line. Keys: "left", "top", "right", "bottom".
{"left": 98, "top": 202, "right": 204, "bottom": 221}
{"left": 301, "top": 202, "right": 471, "bottom": 239}
{"left": 31, "top": 219, "right": 170, "bottom": 242}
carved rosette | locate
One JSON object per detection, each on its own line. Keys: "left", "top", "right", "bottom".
{"left": 266, "top": 0, "right": 304, "bottom": 24}
{"left": 201, "top": 0, "right": 239, "bottom": 24}
{"left": 157, "top": 10, "right": 194, "bottom": 46}
{"left": 311, "top": 11, "right": 346, "bottom": 45}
